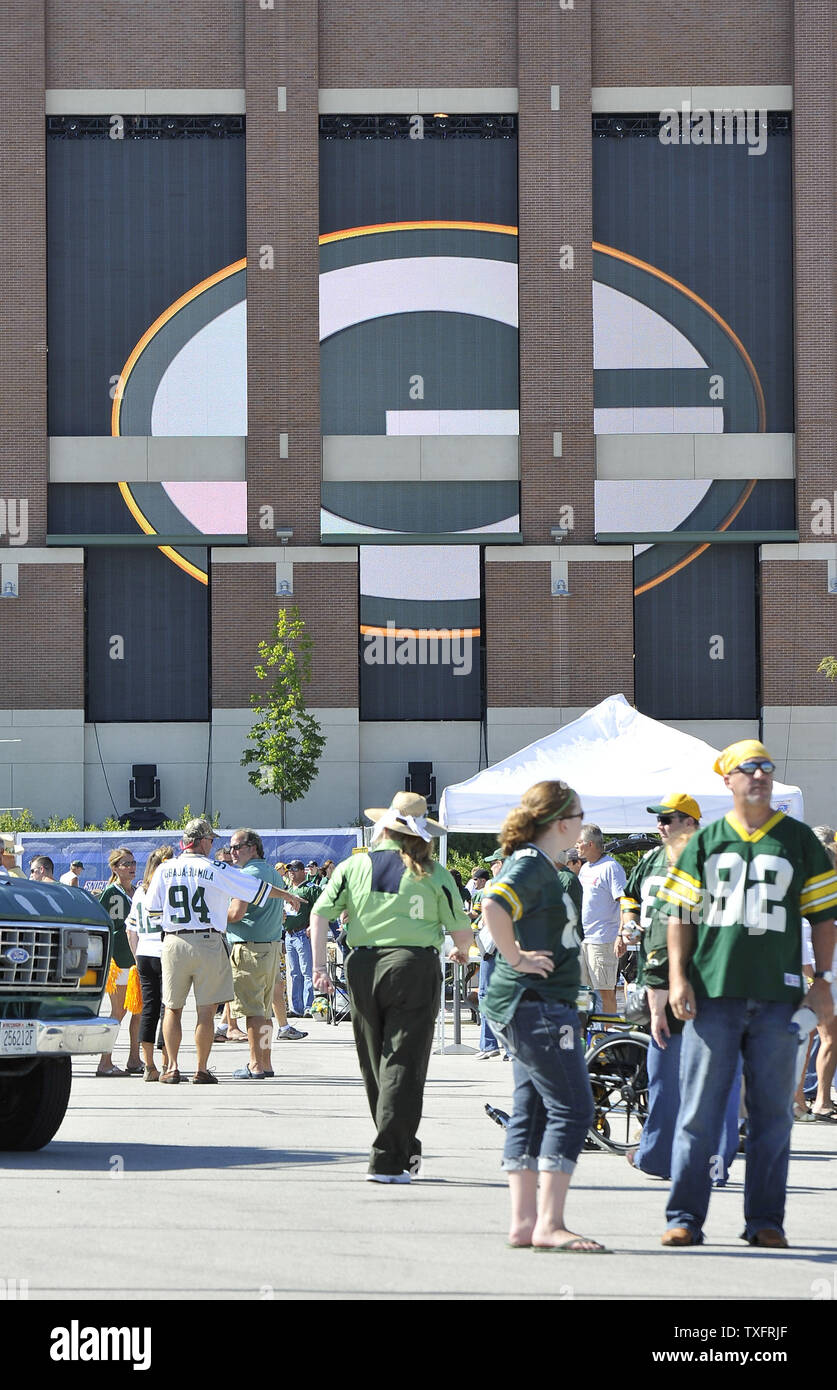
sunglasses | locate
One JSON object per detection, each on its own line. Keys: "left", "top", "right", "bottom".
{"left": 229, "top": 844, "right": 249, "bottom": 853}
{"left": 734, "top": 760, "right": 775, "bottom": 775}
{"left": 656, "top": 814, "right": 684, "bottom": 827}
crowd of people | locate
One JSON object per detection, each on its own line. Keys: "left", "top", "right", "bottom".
{"left": 3, "top": 735, "right": 835, "bottom": 1250}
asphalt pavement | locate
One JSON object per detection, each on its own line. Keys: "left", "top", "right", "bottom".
{"left": 2, "top": 1007, "right": 835, "bottom": 1305}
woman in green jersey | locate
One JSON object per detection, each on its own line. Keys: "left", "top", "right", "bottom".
{"left": 480, "top": 781, "right": 609, "bottom": 1253}
{"left": 96, "top": 846, "right": 142, "bottom": 1077}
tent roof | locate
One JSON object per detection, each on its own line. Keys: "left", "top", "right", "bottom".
{"left": 438, "top": 694, "right": 804, "bottom": 832}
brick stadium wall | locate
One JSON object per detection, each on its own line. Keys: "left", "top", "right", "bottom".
{"left": 760, "top": 560, "right": 837, "bottom": 706}
{"left": 318, "top": 0, "right": 517, "bottom": 86}
{"left": 485, "top": 561, "right": 634, "bottom": 707}
{"left": 0, "top": 564, "right": 84, "bottom": 707}
{"left": 1, "top": 2, "right": 47, "bottom": 546}
{"left": 45, "top": 0, "right": 244, "bottom": 88}
{"left": 517, "top": 2, "right": 594, "bottom": 545}
{"left": 244, "top": 1, "right": 321, "bottom": 545}
{"left": 591, "top": 0, "right": 792, "bottom": 85}
{"left": 211, "top": 561, "right": 358, "bottom": 709}
{"left": 792, "top": 2, "right": 837, "bottom": 537}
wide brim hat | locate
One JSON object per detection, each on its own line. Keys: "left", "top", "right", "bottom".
{"left": 364, "top": 791, "right": 445, "bottom": 840}
{"left": 0, "top": 836, "right": 24, "bottom": 854}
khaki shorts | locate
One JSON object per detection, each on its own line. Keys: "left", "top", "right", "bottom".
{"left": 579, "top": 940, "right": 619, "bottom": 992}
{"left": 230, "top": 940, "right": 281, "bottom": 1019}
{"left": 162, "top": 932, "right": 233, "bottom": 1009}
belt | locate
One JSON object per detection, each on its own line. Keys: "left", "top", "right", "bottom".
{"left": 164, "top": 930, "right": 220, "bottom": 938}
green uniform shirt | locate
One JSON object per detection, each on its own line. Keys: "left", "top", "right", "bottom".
{"left": 312, "top": 840, "right": 469, "bottom": 950}
{"left": 282, "top": 879, "right": 320, "bottom": 934}
{"left": 622, "top": 843, "right": 683, "bottom": 1033}
{"left": 99, "top": 883, "right": 134, "bottom": 968}
{"left": 227, "top": 859, "right": 285, "bottom": 944}
{"left": 658, "top": 810, "right": 837, "bottom": 1003}
{"left": 481, "top": 844, "right": 582, "bottom": 1027}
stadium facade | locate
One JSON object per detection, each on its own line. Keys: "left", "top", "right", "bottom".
{"left": 1, "top": 1, "right": 835, "bottom": 827}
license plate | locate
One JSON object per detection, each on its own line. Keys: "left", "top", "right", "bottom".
{"left": 0, "top": 1021, "right": 36, "bottom": 1056}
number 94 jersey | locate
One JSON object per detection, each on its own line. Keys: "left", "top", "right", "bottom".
{"left": 658, "top": 811, "right": 837, "bottom": 1003}
{"left": 145, "top": 853, "right": 271, "bottom": 934}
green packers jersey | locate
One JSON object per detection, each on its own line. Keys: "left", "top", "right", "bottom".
{"left": 482, "top": 844, "right": 582, "bottom": 1026}
{"left": 99, "top": 882, "right": 135, "bottom": 968}
{"left": 658, "top": 811, "right": 837, "bottom": 1002}
{"left": 621, "top": 844, "right": 670, "bottom": 988}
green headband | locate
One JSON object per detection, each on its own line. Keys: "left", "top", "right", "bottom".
{"left": 535, "top": 791, "right": 577, "bottom": 826}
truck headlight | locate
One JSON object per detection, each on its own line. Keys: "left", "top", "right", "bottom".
{"left": 63, "top": 930, "right": 90, "bottom": 978}
{"left": 86, "top": 933, "right": 106, "bottom": 968}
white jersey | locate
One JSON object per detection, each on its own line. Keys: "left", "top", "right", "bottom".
{"left": 145, "top": 853, "right": 272, "bottom": 935}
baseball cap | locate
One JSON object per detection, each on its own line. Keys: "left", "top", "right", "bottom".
{"left": 70, "top": 859, "right": 84, "bottom": 869}
{"left": 306, "top": 860, "right": 319, "bottom": 868}
{"left": 484, "top": 851, "right": 504, "bottom": 864}
{"left": 288, "top": 860, "right": 305, "bottom": 871}
{"left": 183, "top": 817, "right": 215, "bottom": 846}
{"left": 646, "top": 793, "right": 702, "bottom": 821}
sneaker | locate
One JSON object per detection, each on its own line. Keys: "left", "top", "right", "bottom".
{"left": 476, "top": 1048, "right": 500, "bottom": 1060}
{"left": 276, "top": 1026, "right": 308, "bottom": 1040}
{"left": 365, "top": 1172, "right": 411, "bottom": 1185}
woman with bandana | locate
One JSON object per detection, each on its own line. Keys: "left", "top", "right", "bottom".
{"left": 309, "top": 792, "right": 473, "bottom": 1184}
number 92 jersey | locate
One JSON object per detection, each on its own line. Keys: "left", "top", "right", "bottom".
{"left": 658, "top": 811, "right": 837, "bottom": 1003}
{"left": 144, "top": 853, "right": 271, "bottom": 934}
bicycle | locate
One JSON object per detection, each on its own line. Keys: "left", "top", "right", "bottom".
{"left": 583, "top": 1010, "right": 650, "bottom": 1154}
{"left": 483, "top": 1002, "right": 650, "bottom": 1157}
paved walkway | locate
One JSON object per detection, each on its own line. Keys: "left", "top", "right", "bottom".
{"left": 2, "top": 1012, "right": 835, "bottom": 1302}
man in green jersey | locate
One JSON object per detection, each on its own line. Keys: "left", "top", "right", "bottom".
{"left": 658, "top": 741, "right": 837, "bottom": 1248}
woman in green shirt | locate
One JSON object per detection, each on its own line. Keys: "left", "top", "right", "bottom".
{"left": 310, "top": 792, "right": 474, "bottom": 1184}
{"left": 480, "top": 780, "right": 609, "bottom": 1253}
{"left": 96, "top": 846, "right": 142, "bottom": 1077}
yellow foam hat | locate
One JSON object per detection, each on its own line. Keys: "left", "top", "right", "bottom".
{"left": 713, "top": 739, "right": 773, "bottom": 776}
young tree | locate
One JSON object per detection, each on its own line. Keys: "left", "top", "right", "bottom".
{"left": 240, "top": 606, "right": 326, "bottom": 828}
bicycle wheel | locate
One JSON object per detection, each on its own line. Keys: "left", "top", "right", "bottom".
{"left": 585, "top": 1031, "right": 649, "bottom": 1154}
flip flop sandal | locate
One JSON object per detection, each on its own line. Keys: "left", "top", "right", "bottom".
{"left": 533, "top": 1238, "right": 613, "bottom": 1253}
{"left": 95, "top": 1066, "right": 127, "bottom": 1077}
{"left": 125, "top": 1064, "right": 145, "bottom": 1075}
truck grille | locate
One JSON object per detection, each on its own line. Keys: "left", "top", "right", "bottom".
{"left": 0, "top": 925, "right": 66, "bottom": 989}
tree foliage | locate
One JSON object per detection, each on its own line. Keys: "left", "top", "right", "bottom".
{"left": 241, "top": 606, "right": 325, "bottom": 825}
{"left": 818, "top": 657, "right": 837, "bottom": 683}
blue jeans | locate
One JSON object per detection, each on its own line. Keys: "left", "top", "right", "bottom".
{"left": 478, "top": 954, "right": 499, "bottom": 1052}
{"left": 488, "top": 999, "right": 595, "bottom": 1173}
{"left": 285, "top": 930, "right": 314, "bottom": 1014}
{"left": 636, "top": 1031, "right": 741, "bottom": 1181}
{"left": 666, "top": 998, "right": 797, "bottom": 1241}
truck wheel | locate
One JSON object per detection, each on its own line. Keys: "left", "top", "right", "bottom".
{"left": 0, "top": 1057, "right": 72, "bottom": 1150}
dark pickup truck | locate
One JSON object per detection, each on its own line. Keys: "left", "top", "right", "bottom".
{"left": 0, "top": 869, "right": 119, "bottom": 1148}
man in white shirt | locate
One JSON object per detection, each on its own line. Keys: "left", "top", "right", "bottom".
{"left": 59, "top": 859, "right": 84, "bottom": 886}
{"left": 144, "top": 817, "right": 296, "bottom": 1084}
{"left": 576, "top": 823, "right": 627, "bottom": 1015}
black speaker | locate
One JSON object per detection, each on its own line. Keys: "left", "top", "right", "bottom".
{"left": 406, "top": 761, "right": 436, "bottom": 807}
{"left": 130, "top": 764, "right": 161, "bottom": 808}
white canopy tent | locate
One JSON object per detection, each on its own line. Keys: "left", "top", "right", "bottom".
{"left": 439, "top": 694, "right": 804, "bottom": 833}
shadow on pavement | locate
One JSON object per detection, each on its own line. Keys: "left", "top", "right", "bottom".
{"left": 0, "top": 1143, "right": 366, "bottom": 1173}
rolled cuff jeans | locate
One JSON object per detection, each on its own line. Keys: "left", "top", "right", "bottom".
{"left": 488, "top": 999, "right": 595, "bottom": 1174}
{"left": 666, "top": 997, "right": 797, "bottom": 1243}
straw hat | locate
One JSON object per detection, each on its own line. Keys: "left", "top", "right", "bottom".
{"left": 364, "top": 791, "right": 445, "bottom": 841}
